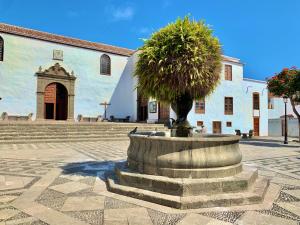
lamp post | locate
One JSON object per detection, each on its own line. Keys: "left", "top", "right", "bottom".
{"left": 283, "top": 96, "right": 288, "bottom": 144}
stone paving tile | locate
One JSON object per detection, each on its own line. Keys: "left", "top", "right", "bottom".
{"left": 61, "top": 196, "right": 105, "bottom": 212}
{"left": 200, "top": 211, "right": 245, "bottom": 224}
{"left": 0, "top": 140, "right": 298, "bottom": 225}
{"left": 48, "top": 181, "right": 91, "bottom": 194}
{"left": 66, "top": 210, "right": 103, "bottom": 225}
{"left": 104, "top": 207, "right": 153, "bottom": 225}
{"left": 104, "top": 197, "right": 138, "bottom": 209}
{"left": 147, "top": 209, "right": 186, "bottom": 225}
{"left": 0, "top": 207, "right": 19, "bottom": 221}
{"left": 36, "top": 189, "right": 68, "bottom": 210}
{"left": 0, "top": 195, "right": 17, "bottom": 204}
{"left": 236, "top": 211, "right": 298, "bottom": 225}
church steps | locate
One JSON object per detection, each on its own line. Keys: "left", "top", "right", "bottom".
{"left": 0, "top": 122, "right": 168, "bottom": 144}
{"left": 0, "top": 130, "right": 159, "bottom": 136}
{"left": 0, "top": 137, "right": 129, "bottom": 144}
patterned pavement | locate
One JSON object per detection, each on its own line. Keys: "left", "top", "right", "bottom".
{"left": 0, "top": 138, "right": 299, "bottom": 225}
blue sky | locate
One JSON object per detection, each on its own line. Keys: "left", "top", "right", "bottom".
{"left": 1, "top": 0, "right": 299, "bottom": 80}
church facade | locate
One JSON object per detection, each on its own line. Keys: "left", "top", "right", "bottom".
{"left": 0, "top": 23, "right": 269, "bottom": 135}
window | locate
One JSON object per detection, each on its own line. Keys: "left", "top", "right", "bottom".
{"left": 225, "top": 65, "right": 232, "bottom": 81}
{"left": 197, "top": 121, "right": 203, "bottom": 126}
{"left": 226, "top": 121, "right": 232, "bottom": 127}
{"left": 100, "top": 54, "right": 111, "bottom": 75}
{"left": 225, "top": 97, "right": 233, "bottom": 115}
{"left": 0, "top": 36, "right": 3, "bottom": 61}
{"left": 253, "top": 93, "right": 260, "bottom": 110}
{"left": 195, "top": 98, "right": 205, "bottom": 114}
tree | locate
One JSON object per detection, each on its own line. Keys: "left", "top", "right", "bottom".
{"left": 135, "top": 16, "right": 222, "bottom": 137}
{"left": 267, "top": 67, "right": 300, "bottom": 141}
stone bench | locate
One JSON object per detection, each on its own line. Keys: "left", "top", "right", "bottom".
{"left": 110, "top": 115, "right": 130, "bottom": 122}
{"left": 1, "top": 112, "right": 33, "bottom": 121}
{"left": 77, "top": 114, "right": 102, "bottom": 122}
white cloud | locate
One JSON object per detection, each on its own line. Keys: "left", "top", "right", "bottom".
{"left": 109, "top": 6, "right": 134, "bottom": 21}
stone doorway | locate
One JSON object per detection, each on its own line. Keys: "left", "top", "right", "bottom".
{"left": 36, "top": 63, "right": 76, "bottom": 121}
{"left": 44, "top": 83, "right": 68, "bottom": 120}
{"left": 137, "top": 91, "right": 148, "bottom": 122}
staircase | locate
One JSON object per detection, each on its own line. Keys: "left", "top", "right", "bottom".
{"left": 0, "top": 122, "right": 168, "bottom": 144}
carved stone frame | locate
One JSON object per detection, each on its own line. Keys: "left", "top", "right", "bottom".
{"left": 35, "top": 63, "right": 76, "bottom": 121}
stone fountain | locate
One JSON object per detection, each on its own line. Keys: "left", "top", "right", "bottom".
{"left": 107, "top": 132, "right": 270, "bottom": 209}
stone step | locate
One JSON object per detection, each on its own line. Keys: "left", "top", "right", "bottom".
{"left": 0, "top": 128, "right": 167, "bottom": 136}
{"left": 0, "top": 122, "right": 166, "bottom": 127}
{"left": 0, "top": 133, "right": 128, "bottom": 140}
{"left": 116, "top": 166, "right": 258, "bottom": 196}
{"left": 107, "top": 176, "right": 270, "bottom": 209}
{"left": 0, "top": 122, "right": 168, "bottom": 144}
{"left": 0, "top": 126, "right": 167, "bottom": 130}
{"left": 0, "top": 136, "right": 129, "bottom": 144}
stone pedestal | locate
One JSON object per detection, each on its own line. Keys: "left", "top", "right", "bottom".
{"left": 107, "top": 133, "right": 270, "bottom": 209}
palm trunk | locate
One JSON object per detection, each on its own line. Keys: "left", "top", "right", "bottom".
{"left": 170, "top": 92, "right": 193, "bottom": 137}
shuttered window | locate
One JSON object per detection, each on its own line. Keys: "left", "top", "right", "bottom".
{"left": 225, "top": 65, "right": 232, "bottom": 81}
{"left": 100, "top": 54, "right": 111, "bottom": 75}
{"left": 224, "top": 97, "right": 233, "bottom": 115}
{"left": 195, "top": 98, "right": 205, "bottom": 114}
{"left": 253, "top": 93, "right": 260, "bottom": 110}
{"left": 0, "top": 36, "right": 3, "bottom": 61}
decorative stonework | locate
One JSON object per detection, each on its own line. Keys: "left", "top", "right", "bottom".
{"left": 35, "top": 63, "right": 76, "bottom": 121}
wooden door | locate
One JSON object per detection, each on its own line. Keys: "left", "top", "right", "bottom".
{"left": 137, "top": 93, "right": 148, "bottom": 122}
{"left": 213, "top": 121, "right": 222, "bottom": 134}
{"left": 158, "top": 102, "right": 170, "bottom": 123}
{"left": 253, "top": 117, "right": 260, "bottom": 136}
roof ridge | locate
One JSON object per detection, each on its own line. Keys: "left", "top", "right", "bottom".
{"left": 0, "top": 23, "right": 135, "bottom": 56}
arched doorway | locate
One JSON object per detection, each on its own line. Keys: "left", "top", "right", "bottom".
{"left": 36, "top": 63, "right": 76, "bottom": 121}
{"left": 44, "top": 83, "right": 68, "bottom": 120}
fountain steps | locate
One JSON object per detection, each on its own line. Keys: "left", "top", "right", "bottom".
{"left": 116, "top": 165, "right": 258, "bottom": 196}
{"left": 108, "top": 174, "right": 269, "bottom": 209}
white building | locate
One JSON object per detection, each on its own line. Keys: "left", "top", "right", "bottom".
{"left": 268, "top": 96, "right": 299, "bottom": 137}
{"left": 0, "top": 23, "right": 270, "bottom": 136}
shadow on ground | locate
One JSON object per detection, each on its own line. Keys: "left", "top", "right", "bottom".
{"left": 240, "top": 138, "right": 300, "bottom": 148}
{"left": 60, "top": 160, "right": 126, "bottom": 181}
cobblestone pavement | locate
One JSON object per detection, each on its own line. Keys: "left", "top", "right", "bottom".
{"left": 0, "top": 138, "right": 299, "bottom": 225}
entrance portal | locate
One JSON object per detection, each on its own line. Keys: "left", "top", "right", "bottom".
{"left": 137, "top": 92, "right": 148, "bottom": 122}
{"left": 44, "top": 83, "right": 68, "bottom": 120}
{"left": 36, "top": 63, "right": 76, "bottom": 121}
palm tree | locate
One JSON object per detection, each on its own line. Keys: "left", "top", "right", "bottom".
{"left": 135, "top": 16, "right": 222, "bottom": 137}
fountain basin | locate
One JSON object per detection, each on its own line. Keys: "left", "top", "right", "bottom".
{"left": 107, "top": 132, "right": 270, "bottom": 209}
{"left": 127, "top": 133, "right": 242, "bottom": 178}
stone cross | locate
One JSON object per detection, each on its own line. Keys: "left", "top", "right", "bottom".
{"left": 100, "top": 101, "right": 111, "bottom": 120}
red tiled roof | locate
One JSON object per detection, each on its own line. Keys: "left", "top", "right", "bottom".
{"left": 0, "top": 23, "right": 134, "bottom": 56}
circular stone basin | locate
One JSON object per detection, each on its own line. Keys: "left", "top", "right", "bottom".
{"left": 127, "top": 133, "right": 242, "bottom": 178}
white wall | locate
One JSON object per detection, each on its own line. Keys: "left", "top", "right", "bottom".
{"left": 269, "top": 97, "right": 300, "bottom": 119}
{"left": 242, "top": 79, "right": 268, "bottom": 136}
{"left": 269, "top": 118, "right": 299, "bottom": 137}
{"left": 0, "top": 32, "right": 131, "bottom": 119}
{"left": 187, "top": 61, "right": 244, "bottom": 134}
{"left": 106, "top": 54, "right": 137, "bottom": 121}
